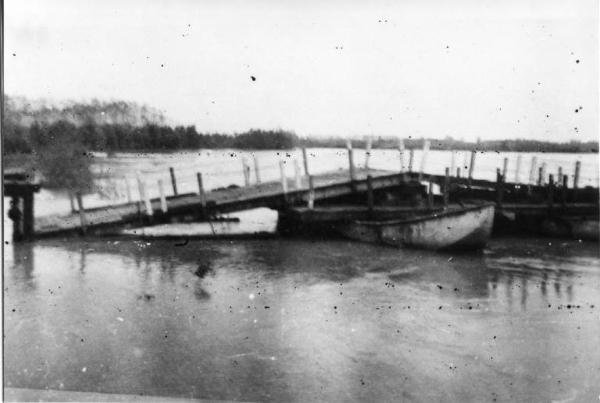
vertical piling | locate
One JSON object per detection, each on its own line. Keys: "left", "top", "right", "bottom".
{"left": 169, "top": 167, "right": 178, "bottom": 196}
{"left": 347, "top": 140, "right": 356, "bottom": 183}
{"left": 468, "top": 150, "right": 476, "bottom": 185}
{"left": 547, "top": 174, "right": 554, "bottom": 208}
{"left": 456, "top": 167, "right": 461, "bottom": 178}
{"left": 294, "top": 158, "right": 302, "bottom": 189}
{"left": 158, "top": 179, "right": 168, "bottom": 213}
{"left": 242, "top": 159, "right": 250, "bottom": 187}
{"left": 537, "top": 167, "right": 543, "bottom": 186}
{"left": 75, "top": 192, "right": 87, "bottom": 234}
{"left": 253, "top": 155, "right": 261, "bottom": 184}
{"left": 308, "top": 175, "right": 315, "bottom": 209}
{"left": 418, "top": 140, "right": 430, "bottom": 181}
{"left": 23, "top": 192, "right": 34, "bottom": 239}
{"left": 365, "top": 136, "right": 373, "bottom": 170}
{"left": 398, "top": 138, "right": 405, "bottom": 173}
{"left": 196, "top": 173, "right": 206, "bottom": 208}
{"left": 443, "top": 167, "right": 450, "bottom": 208}
{"left": 496, "top": 169, "right": 504, "bottom": 208}
{"left": 573, "top": 161, "right": 581, "bottom": 189}
{"left": 514, "top": 154, "right": 522, "bottom": 183}
{"left": 408, "top": 149, "right": 414, "bottom": 174}
{"left": 540, "top": 163, "right": 547, "bottom": 186}
{"left": 427, "top": 179, "right": 434, "bottom": 210}
{"left": 302, "top": 148, "right": 310, "bottom": 177}
{"left": 529, "top": 156, "right": 537, "bottom": 184}
{"left": 502, "top": 157, "right": 509, "bottom": 179}
{"left": 557, "top": 167, "right": 563, "bottom": 187}
{"left": 279, "top": 160, "right": 288, "bottom": 196}
{"left": 561, "top": 175, "right": 568, "bottom": 207}
{"left": 366, "top": 175, "right": 374, "bottom": 214}
{"left": 137, "top": 175, "right": 153, "bottom": 217}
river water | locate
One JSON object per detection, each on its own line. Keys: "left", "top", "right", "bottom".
{"left": 3, "top": 148, "right": 600, "bottom": 401}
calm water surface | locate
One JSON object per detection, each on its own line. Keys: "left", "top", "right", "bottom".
{"left": 4, "top": 236, "right": 600, "bottom": 402}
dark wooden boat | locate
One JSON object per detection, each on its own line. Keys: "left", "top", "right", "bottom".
{"left": 337, "top": 203, "right": 495, "bottom": 251}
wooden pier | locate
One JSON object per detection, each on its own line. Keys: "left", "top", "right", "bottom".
{"left": 4, "top": 145, "right": 599, "bottom": 241}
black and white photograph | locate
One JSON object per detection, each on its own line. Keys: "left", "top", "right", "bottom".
{"left": 2, "top": 0, "right": 599, "bottom": 401}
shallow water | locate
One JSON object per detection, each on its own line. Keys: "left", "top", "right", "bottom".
{"left": 4, "top": 236, "right": 600, "bottom": 402}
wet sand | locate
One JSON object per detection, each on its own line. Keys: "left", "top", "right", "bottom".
{"left": 4, "top": 236, "right": 600, "bottom": 402}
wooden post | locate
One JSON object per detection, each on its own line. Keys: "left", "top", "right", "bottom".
{"left": 557, "top": 167, "right": 563, "bottom": 187}
{"left": 514, "top": 155, "right": 522, "bottom": 183}
{"left": 253, "top": 155, "right": 261, "bottom": 184}
{"left": 398, "top": 138, "right": 405, "bottom": 173}
{"left": 347, "top": 140, "right": 356, "bottom": 183}
{"left": 302, "top": 148, "right": 310, "bottom": 176}
{"left": 294, "top": 158, "right": 302, "bottom": 189}
{"left": 137, "top": 175, "right": 153, "bottom": 217}
{"left": 537, "top": 167, "right": 543, "bottom": 186}
{"left": 169, "top": 167, "right": 178, "bottom": 196}
{"left": 547, "top": 174, "right": 554, "bottom": 208}
{"left": 427, "top": 179, "right": 434, "bottom": 210}
{"left": 456, "top": 167, "right": 461, "bottom": 178}
{"left": 75, "top": 192, "right": 87, "bottom": 234}
{"left": 125, "top": 178, "right": 133, "bottom": 203}
{"left": 573, "top": 161, "right": 581, "bottom": 189}
{"left": 502, "top": 157, "right": 509, "bottom": 179}
{"left": 443, "top": 167, "right": 450, "bottom": 208}
{"left": 540, "top": 163, "right": 547, "bottom": 185}
{"left": 365, "top": 136, "right": 372, "bottom": 170}
{"left": 561, "top": 175, "right": 568, "bottom": 207}
{"left": 468, "top": 150, "right": 476, "bottom": 185}
{"left": 450, "top": 151, "right": 456, "bottom": 177}
{"left": 528, "top": 156, "right": 537, "bottom": 184}
{"left": 418, "top": 140, "right": 430, "bottom": 181}
{"left": 408, "top": 149, "right": 414, "bottom": 173}
{"left": 242, "top": 159, "right": 250, "bottom": 187}
{"left": 279, "top": 160, "right": 288, "bottom": 195}
{"left": 496, "top": 169, "right": 504, "bottom": 208}
{"left": 308, "top": 175, "right": 315, "bottom": 209}
{"left": 197, "top": 173, "right": 207, "bottom": 208}
{"left": 69, "top": 192, "right": 77, "bottom": 212}
{"left": 158, "top": 179, "right": 168, "bottom": 213}
{"left": 22, "top": 192, "right": 34, "bottom": 239}
{"left": 366, "top": 175, "right": 374, "bottom": 214}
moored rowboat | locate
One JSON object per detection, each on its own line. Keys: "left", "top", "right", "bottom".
{"left": 337, "top": 203, "right": 495, "bottom": 251}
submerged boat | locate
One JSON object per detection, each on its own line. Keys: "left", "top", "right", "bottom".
{"left": 337, "top": 203, "right": 495, "bottom": 251}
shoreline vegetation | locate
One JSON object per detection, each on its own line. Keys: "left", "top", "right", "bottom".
{"left": 4, "top": 96, "right": 598, "bottom": 158}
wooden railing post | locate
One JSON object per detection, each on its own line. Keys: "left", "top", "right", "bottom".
{"left": 308, "top": 175, "right": 315, "bottom": 209}
{"left": 502, "top": 157, "right": 509, "bottom": 179}
{"left": 294, "top": 158, "right": 302, "bottom": 189}
{"left": 561, "top": 175, "right": 568, "bottom": 207}
{"left": 496, "top": 169, "right": 504, "bottom": 208}
{"left": 253, "top": 155, "right": 261, "bottom": 184}
{"left": 302, "top": 148, "right": 310, "bottom": 177}
{"left": 468, "top": 150, "right": 476, "bottom": 186}
{"left": 537, "top": 167, "right": 543, "bottom": 186}
{"left": 75, "top": 192, "right": 87, "bottom": 234}
{"left": 573, "top": 161, "right": 581, "bottom": 189}
{"left": 528, "top": 156, "right": 537, "bottom": 184}
{"left": 158, "top": 179, "right": 168, "bottom": 213}
{"left": 197, "top": 173, "right": 206, "bottom": 208}
{"left": 398, "top": 138, "right": 405, "bottom": 173}
{"left": 366, "top": 175, "right": 374, "bottom": 214}
{"left": 418, "top": 140, "right": 430, "bottom": 181}
{"left": 347, "top": 140, "right": 356, "bottom": 184}
{"left": 443, "top": 167, "right": 450, "bottom": 208}
{"left": 514, "top": 154, "right": 522, "bottom": 183}
{"left": 540, "top": 163, "right": 547, "bottom": 186}
{"left": 365, "top": 136, "right": 372, "bottom": 170}
{"left": 279, "top": 160, "right": 288, "bottom": 199}
{"left": 169, "top": 167, "right": 178, "bottom": 196}
{"left": 242, "top": 159, "right": 250, "bottom": 187}
{"left": 547, "top": 174, "right": 554, "bottom": 209}
{"left": 557, "top": 167, "right": 563, "bottom": 187}
{"left": 456, "top": 167, "right": 461, "bottom": 178}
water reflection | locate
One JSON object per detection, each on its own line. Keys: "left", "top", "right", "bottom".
{"left": 4, "top": 236, "right": 600, "bottom": 402}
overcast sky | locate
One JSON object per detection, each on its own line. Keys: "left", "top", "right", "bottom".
{"left": 4, "top": 0, "right": 598, "bottom": 141}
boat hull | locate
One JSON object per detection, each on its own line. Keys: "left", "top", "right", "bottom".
{"left": 338, "top": 204, "right": 495, "bottom": 251}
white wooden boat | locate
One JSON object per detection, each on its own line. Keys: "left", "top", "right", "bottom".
{"left": 337, "top": 204, "right": 495, "bottom": 251}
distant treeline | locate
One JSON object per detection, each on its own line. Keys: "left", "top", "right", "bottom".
{"left": 4, "top": 121, "right": 597, "bottom": 154}
{"left": 4, "top": 121, "right": 299, "bottom": 153}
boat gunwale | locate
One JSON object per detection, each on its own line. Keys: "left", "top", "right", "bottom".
{"left": 351, "top": 203, "right": 496, "bottom": 227}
